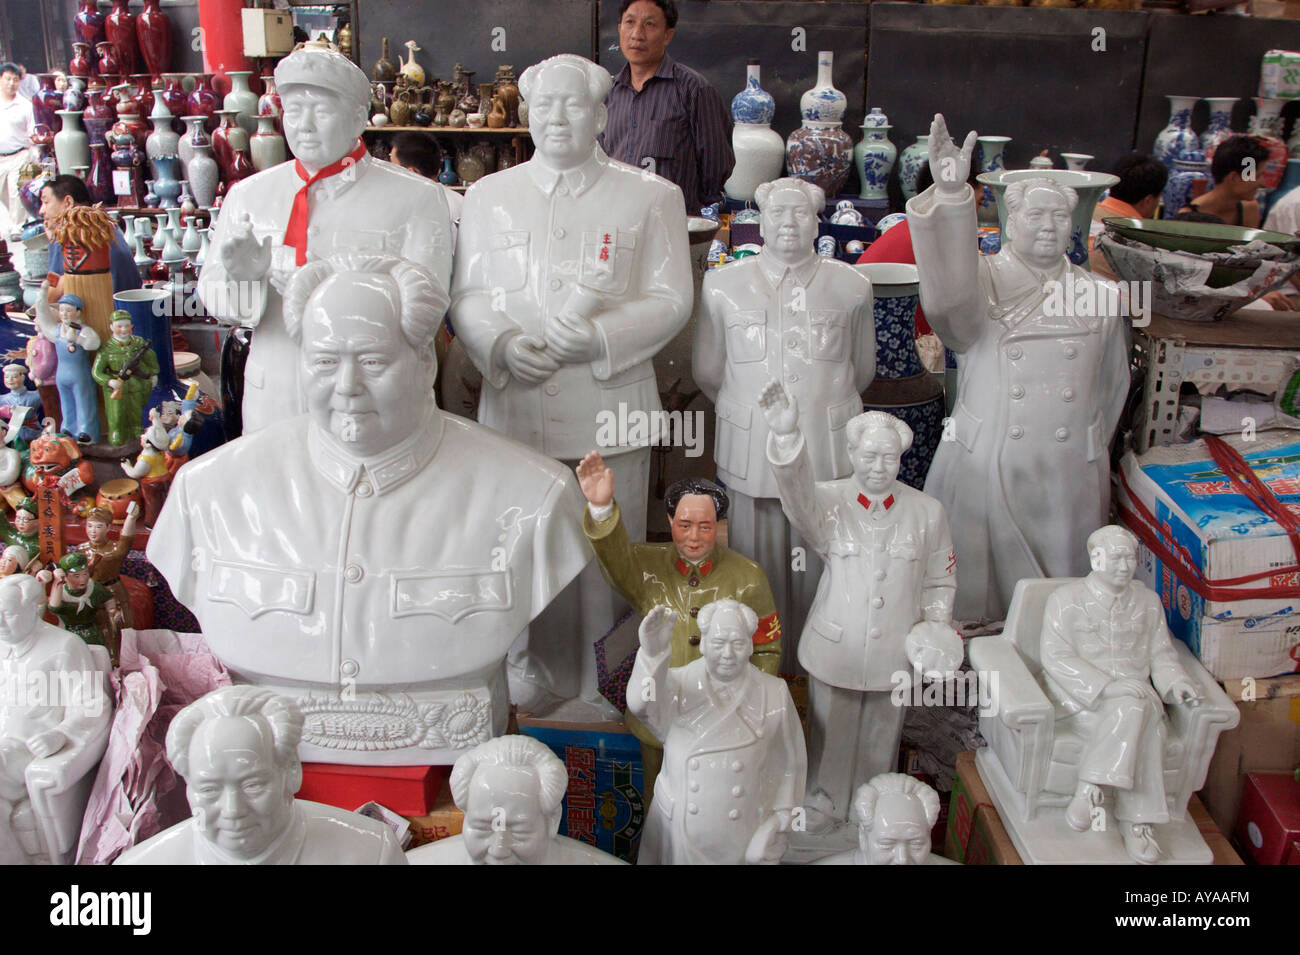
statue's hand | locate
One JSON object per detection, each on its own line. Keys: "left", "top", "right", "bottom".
{"left": 27, "top": 729, "right": 67, "bottom": 759}
{"left": 576, "top": 451, "right": 614, "bottom": 508}
{"left": 638, "top": 605, "right": 677, "bottom": 658}
{"left": 758, "top": 379, "right": 798, "bottom": 436}
{"left": 927, "top": 114, "right": 978, "bottom": 196}
{"left": 219, "top": 212, "right": 272, "bottom": 282}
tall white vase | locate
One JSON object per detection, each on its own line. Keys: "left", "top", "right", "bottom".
{"left": 724, "top": 60, "right": 783, "bottom": 202}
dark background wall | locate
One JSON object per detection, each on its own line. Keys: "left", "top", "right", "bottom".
{"left": 12, "top": 1, "right": 1300, "bottom": 188}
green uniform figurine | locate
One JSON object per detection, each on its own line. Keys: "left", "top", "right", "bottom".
{"left": 91, "top": 310, "right": 159, "bottom": 448}
{"left": 0, "top": 497, "right": 40, "bottom": 559}
{"left": 47, "top": 551, "right": 122, "bottom": 663}
{"left": 576, "top": 451, "right": 781, "bottom": 791}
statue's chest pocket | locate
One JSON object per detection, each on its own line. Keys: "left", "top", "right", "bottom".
{"left": 579, "top": 229, "right": 636, "bottom": 295}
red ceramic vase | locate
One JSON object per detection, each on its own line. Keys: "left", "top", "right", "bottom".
{"left": 82, "top": 87, "right": 114, "bottom": 149}
{"left": 33, "top": 75, "right": 62, "bottom": 130}
{"left": 136, "top": 0, "right": 174, "bottom": 80}
{"left": 96, "top": 42, "right": 122, "bottom": 79}
{"left": 227, "top": 147, "right": 255, "bottom": 185}
{"left": 210, "top": 111, "right": 238, "bottom": 180}
{"left": 130, "top": 75, "right": 155, "bottom": 118}
{"left": 186, "top": 75, "right": 219, "bottom": 133}
{"left": 75, "top": 0, "right": 107, "bottom": 48}
{"left": 160, "top": 74, "right": 187, "bottom": 127}
{"left": 69, "top": 43, "right": 94, "bottom": 79}
{"left": 105, "top": 0, "right": 140, "bottom": 77}
{"left": 88, "top": 142, "right": 113, "bottom": 205}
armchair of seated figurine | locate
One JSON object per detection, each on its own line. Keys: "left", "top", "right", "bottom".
{"left": 24, "top": 644, "right": 113, "bottom": 864}
{"left": 969, "top": 578, "right": 1238, "bottom": 825}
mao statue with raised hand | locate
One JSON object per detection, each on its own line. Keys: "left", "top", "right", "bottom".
{"left": 693, "top": 176, "right": 875, "bottom": 665}
{"left": 148, "top": 256, "right": 589, "bottom": 766}
{"left": 816, "top": 773, "right": 958, "bottom": 865}
{"left": 451, "top": 52, "right": 692, "bottom": 720}
{"left": 906, "top": 113, "right": 1129, "bottom": 623}
{"left": 115, "top": 686, "right": 408, "bottom": 865}
{"left": 198, "top": 40, "right": 453, "bottom": 435}
{"left": 576, "top": 449, "right": 779, "bottom": 790}
{"left": 628, "top": 603, "right": 805, "bottom": 865}
{"left": 1041, "top": 525, "right": 1201, "bottom": 864}
{"left": 406, "top": 735, "right": 624, "bottom": 865}
{"left": 762, "top": 380, "right": 961, "bottom": 837}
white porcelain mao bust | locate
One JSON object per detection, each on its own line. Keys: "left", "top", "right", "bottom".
{"left": 628, "top": 603, "right": 806, "bottom": 865}
{"left": 115, "top": 686, "right": 408, "bottom": 864}
{"left": 760, "top": 382, "right": 961, "bottom": 843}
{"left": 198, "top": 40, "right": 453, "bottom": 435}
{"left": 815, "top": 773, "right": 959, "bottom": 864}
{"left": 406, "top": 735, "right": 625, "bottom": 865}
{"left": 905, "top": 114, "right": 1130, "bottom": 624}
{"left": 969, "top": 525, "right": 1240, "bottom": 865}
{"left": 0, "top": 574, "right": 110, "bottom": 864}
{"left": 147, "top": 256, "right": 590, "bottom": 766}
{"left": 449, "top": 53, "right": 692, "bottom": 720}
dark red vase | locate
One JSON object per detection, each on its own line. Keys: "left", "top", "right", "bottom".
{"left": 186, "top": 75, "right": 219, "bottom": 133}
{"left": 130, "top": 75, "right": 155, "bottom": 118}
{"left": 105, "top": 0, "right": 139, "bottom": 77}
{"left": 96, "top": 41, "right": 121, "bottom": 79}
{"left": 69, "top": 43, "right": 94, "bottom": 79}
{"left": 227, "top": 147, "right": 255, "bottom": 185}
{"left": 82, "top": 87, "right": 114, "bottom": 149}
{"left": 33, "top": 75, "right": 62, "bottom": 130}
{"left": 160, "top": 74, "right": 187, "bottom": 130}
{"left": 75, "top": 0, "right": 107, "bottom": 48}
{"left": 136, "top": 0, "right": 173, "bottom": 80}
{"left": 88, "top": 142, "right": 114, "bottom": 205}
{"left": 210, "top": 110, "right": 238, "bottom": 180}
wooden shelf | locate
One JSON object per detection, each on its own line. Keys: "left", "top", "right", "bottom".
{"left": 365, "top": 125, "right": 526, "bottom": 135}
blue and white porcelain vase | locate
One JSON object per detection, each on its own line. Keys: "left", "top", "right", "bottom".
{"left": 976, "top": 135, "right": 1010, "bottom": 226}
{"left": 724, "top": 60, "right": 784, "bottom": 203}
{"left": 856, "top": 262, "right": 945, "bottom": 490}
{"left": 1161, "top": 147, "right": 1211, "bottom": 220}
{"left": 1201, "top": 97, "right": 1238, "bottom": 154}
{"left": 854, "top": 118, "right": 896, "bottom": 202}
{"left": 1153, "top": 95, "right": 1200, "bottom": 169}
{"left": 898, "top": 135, "right": 929, "bottom": 201}
{"left": 799, "top": 51, "right": 846, "bottom": 125}
{"left": 1249, "top": 97, "right": 1285, "bottom": 140}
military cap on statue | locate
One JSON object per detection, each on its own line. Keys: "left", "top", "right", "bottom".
{"left": 274, "top": 40, "right": 372, "bottom": 110}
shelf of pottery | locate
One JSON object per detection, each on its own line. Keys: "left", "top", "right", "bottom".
{"left": 363, "top": 40, "right": 530, "bottom": 191}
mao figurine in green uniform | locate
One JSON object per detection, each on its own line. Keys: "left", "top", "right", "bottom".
{"left": 45, "top": 551, "right": 123, "bottom": 664}
{"left": 91, "top": 311, "right": 159, "bottom": 448}
{"left": 0, "top": 497, "right": 40, "bottom": 560}
{"left": 576, "top": 451, "right": 781, "bottom": 790}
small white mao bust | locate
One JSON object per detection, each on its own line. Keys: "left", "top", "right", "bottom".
{"left": 406, "top": 734, "right": 625, "bottom": 865}
{"left": 815, "top": 773, "right": 959, "bottom": 865}
{"left": 115, "top": 686, "right": 408, "bottom": 864}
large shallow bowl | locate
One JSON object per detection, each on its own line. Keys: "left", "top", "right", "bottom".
{"left": 1101, "top": 217, "right": 1300, "bottom": 256}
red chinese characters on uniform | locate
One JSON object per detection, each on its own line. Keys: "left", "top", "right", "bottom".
{"left": 564, "top": 746, "right": 597, "bottom": 844}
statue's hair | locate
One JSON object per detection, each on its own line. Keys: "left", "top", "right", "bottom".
{"left": 846, "top": 411, "right": 913, "bottom": 454}
{"left": 449, "top": 735, "right": 569, "bottom": 817}
{"left": 697, "top": 598, "right": 759, "bottom": 641}
{"left": 852, "top": 772, "right": 940, "bottom": 830}
{"left": 754, "top": 176, "right": 825, "bottom": 213}
{"left": 519, "top": 54, "right": 612, "bottom": 106}
{"left": 1087, "top": 524, "right": 1137, "bottom": 554}
{"left": 1, "top": 544, "right": 30, "bottom": 571}
{"left": 664, "top": 476, "right": 728, "bottom": 522}
{"left": 1005, "top": 177, "right": 1079, "bottom": 216}
{"left": 0, "top": 571, "right": 42, "bottom": 606}
{"left": 167, "top": 686, "right": 304, "bottom": 781}
{"left": 282, "top": 254, "right": 442, "bottom": 365}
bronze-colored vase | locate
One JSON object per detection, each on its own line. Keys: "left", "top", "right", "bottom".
{"left": 373, "top": 37, "right": 396, "bottom": 83}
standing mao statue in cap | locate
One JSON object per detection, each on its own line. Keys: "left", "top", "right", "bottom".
{"left": 197, "top": 39, "right": 454, "bottom": 435}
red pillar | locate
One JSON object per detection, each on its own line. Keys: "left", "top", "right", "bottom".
{"left": 198, "top": 0, "right": 253, "bottom": 98}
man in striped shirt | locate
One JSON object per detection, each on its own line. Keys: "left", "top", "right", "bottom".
{"left": 600, "top": 0, "right": 734, "bottom": 214}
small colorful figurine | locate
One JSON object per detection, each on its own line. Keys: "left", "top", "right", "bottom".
{"left": 34, "top": 283, "right": 101, "bottom": 444}
{"left": 159, "top": 384, "right": 205, "bottom": 460}
{"left": 45, "top": 204, "right": 119, "bottom": 345}
{"left": 77, "top": 500, "right": 141, "bottom": 628}
{"left": 0, "top": 544, "right": 31, "bottom": 577}
{"left": 0, "top": 497, "right": 40, "bottom": 559}
{"left": 0, "top": 364, "right": 44, "bottom": 443}
{"left": 23, "top": 425, "right": 96, "bottom": 507}
{"left": 121, "top": 413, "right": 172, "bottom": 524}
{"left": 91, "top": 310, "right": 159, "bottom": 447}
{"left": 44, "top": 551, "right": 123, "bottom": 664}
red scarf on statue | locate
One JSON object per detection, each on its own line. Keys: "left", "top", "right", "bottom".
{"left": 282, "top": 141, "right": 368, "bottom": 266}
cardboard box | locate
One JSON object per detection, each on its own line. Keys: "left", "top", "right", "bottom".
{"left": 1261, "top": 50, "right": 1300, "bottom": 98}
{"left": 945, "top": 750, "right": 1022, "bottom": 865}
{"left": 518, "top": 718, "right": 645, "bottom": 863}
{"left": 1118, "top": 434, "right": 1300, "bottom": 679}
{"left": 242, "top": 8, "right": 294, "bottom": 58}
{"left": 403, "top": 782, "right": 463, "bottom": 848}
{"left": 1203, "top": 675, "right": 1300, "bottom": 834}
{"left": 1233, "top": 771, "right": 1300, "bottom": 864}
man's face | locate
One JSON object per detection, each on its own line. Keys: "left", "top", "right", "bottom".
{"left": 702, "top": 609, "right": 754, "bottom": 683}
{"left": 301, "top": 279, "right": 430, "bottom": 457}
{"left": 65, "top": 568, "right": 90, "bottom": 591}
{"left": 461, "top": 763, "right": 551, "bottom": 865}
{"left": 0, "top": 555, "right": 17, "bottom": 576}
{"left": 110, "top": 319, "right": 132, "bottom": 343}
{"left": 759, "top": 186, "right": 818, "bottom": 256}
{"left": 57, "top": 302, "right": 80, "bottom": 326}
{"left": 0, "top": 71, "right": 20, "bottom": 99}
{"left": 3, "top": 369, "right": 24, "bottom": 393}
{"left": 1009, "top": 187, "right": 1071, "bottom": 266}
{"left": 862, "top": 791, "right": 932, "bottom": 865}
{"left": 281, "top": 85, "right": 360, "bottom": 170}
{"left": 670, "top": 493, "right": 717, "bottom": 564}
{"left": 85, "top": 519, "right": 108, "bottom": 544}
{"left": 528, "top": 64, "right": 599, "bottom": 167}
{"left": 0, "top": 584, "right": 37, "bottom": 645}
{"left": 850, "top": 428, "right": 902, "bottom": 496}
{"left": 1091, "top": 541, "right": 1137, "bottom": 590}
{"left": 13, "top": 510, "right": 35, "bottom": 536}
{"left": 618, "top": 1, "right": 674, "bottom": 70}
{"left": 40, "top": 187, "right": 74, "bottom": 234}
{"left": 187, "top": 717, "right": 295, "bottom": 860}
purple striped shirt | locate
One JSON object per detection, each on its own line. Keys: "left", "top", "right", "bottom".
{"left": 599, "top": 54, "right": 735, "bottom": 214}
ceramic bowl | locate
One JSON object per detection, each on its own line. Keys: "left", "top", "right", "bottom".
{"left": 1101, "top": 216, "right": 1300, "bottom": 256}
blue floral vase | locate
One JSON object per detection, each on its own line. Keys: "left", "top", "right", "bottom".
{"left": 725, "top": 60, "right": 784, "bottom": 202}
{"left": 1153, "top": 95, "right": 1200, "bottom": 169}
{"left": 976, "top": 135, "right": 1010, "bottom": 226}
{"left": 854, "top": 115, "right": 896, "bottom": 202}
{"left": 898, "top": 135, "right": 929, "bottom": 201}
{"left": 1162, "top": 147, "right": 1211, "bottom": 220}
